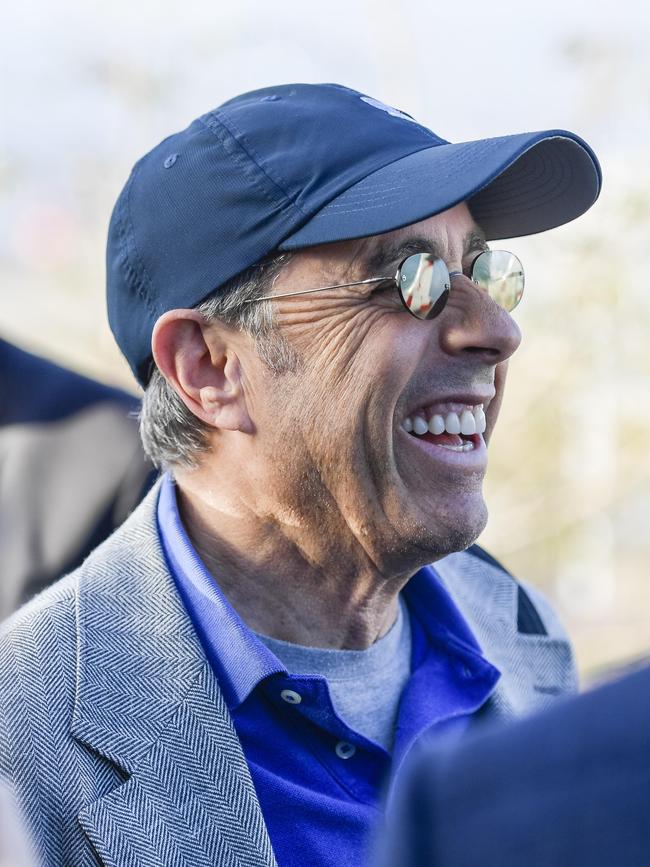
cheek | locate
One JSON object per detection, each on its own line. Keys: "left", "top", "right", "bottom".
{"left": 267, "top": 310, "right": 426, "bottom": 448}
{"left": 291, "top": 307, "right": 378, "bottom": 368}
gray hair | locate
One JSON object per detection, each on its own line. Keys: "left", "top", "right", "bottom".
{"left": 139, "top": 252, "right": 297, "bottom": 469}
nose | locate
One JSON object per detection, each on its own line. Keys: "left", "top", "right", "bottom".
{"left": 437, "top": 273, "right": 522, "bottom": 363}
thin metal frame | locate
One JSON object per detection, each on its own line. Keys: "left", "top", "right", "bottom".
{"left": 244, "top": 250, "right": 523, "bottom": 317}
{"left": 245, "top": 254, "right": 451, "bottom": 319}
{"left": 247, "top": 274, "right": 395, "bottom": 303}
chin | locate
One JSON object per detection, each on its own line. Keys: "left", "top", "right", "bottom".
{"left": 388, "top": 495, "right": 489, "bottom": 567}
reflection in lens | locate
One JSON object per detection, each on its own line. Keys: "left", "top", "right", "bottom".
{"left": 399, "top": 254, "right": 450, "bottom": 320}
{"left": 471, "top": 250, "right": 524, "bottom": 312}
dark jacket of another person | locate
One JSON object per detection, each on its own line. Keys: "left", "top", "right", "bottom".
{"left": 381, "top": 663, "right": 650, "bottom": 866}
{"left": 0, "top": 338, "right": 155, "bottom": 618}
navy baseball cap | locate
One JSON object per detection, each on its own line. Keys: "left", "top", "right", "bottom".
{"left": 107, "top": 83, "right": 601, "bottom": 386}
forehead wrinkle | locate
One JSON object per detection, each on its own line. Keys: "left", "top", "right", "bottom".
{"left": 365, "top": 220, "right": 489, "bottom": 276}
{"left": 464, "top": 226, "right": 488, "bottom": 252}
{"left": 295, "top": 235, "right": 375, "bottom": 289}
{"left": 338, "top": 236, "right": 374, "bottom": 281}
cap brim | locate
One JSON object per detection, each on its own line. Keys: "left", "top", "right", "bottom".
{"left": 279, "top": 130, "right": 601, "bottom": 248}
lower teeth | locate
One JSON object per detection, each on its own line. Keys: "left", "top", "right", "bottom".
{"left": 439, "top": 441, "right": 475, "bottom": 452}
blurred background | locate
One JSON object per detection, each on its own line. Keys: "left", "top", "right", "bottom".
{"left": 1, "top": 0, "right": 649, "bottom": 679}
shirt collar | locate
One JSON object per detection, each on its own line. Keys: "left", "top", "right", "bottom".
{"left": 157, "top": 472, "right": 285, "bottom": 710}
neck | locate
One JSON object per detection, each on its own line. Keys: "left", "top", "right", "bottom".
{"left": 174, "top": 470, "right": 410, "bottom": 650}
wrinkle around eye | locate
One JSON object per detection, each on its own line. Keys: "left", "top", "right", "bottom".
{"left": 369, "top": 280, "right": 397, "bottom": 296}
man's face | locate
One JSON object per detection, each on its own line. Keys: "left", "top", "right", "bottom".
{"left": 244, "top": 203, "right": 521, "bottom": 572}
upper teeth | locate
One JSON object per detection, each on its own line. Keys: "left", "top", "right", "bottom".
{"left": 402, "top": 405, "right": 486, "bottom": 436}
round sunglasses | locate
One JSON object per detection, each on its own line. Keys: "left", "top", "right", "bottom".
{"left": 247, "top": 249, "right": 524, "bottom": 320}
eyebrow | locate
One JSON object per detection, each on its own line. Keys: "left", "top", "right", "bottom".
{"left": 364, "top": 227, "right": 488, "bottom": 276}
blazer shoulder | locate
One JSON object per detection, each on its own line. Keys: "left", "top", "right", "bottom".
{"left": 0, "top": 569, "right": 126, "bottom": 867}
{"left": 1, "top": 571, "right": 78, "bottom": 653}
{"left": 1, "top": 574, "right": 79, "bottom": 759}
{"left": 465, "top": 544, "right": 569, "bottom": 641}
{"left": 436, "top": 545, "right": 578, "bottom": 710}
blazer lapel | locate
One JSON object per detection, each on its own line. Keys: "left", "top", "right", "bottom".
{"left": 71, "top": 484, "right": 277, "bottom": 867}
{"left": 434, "top": 551, "right": 576, "bottom": 718}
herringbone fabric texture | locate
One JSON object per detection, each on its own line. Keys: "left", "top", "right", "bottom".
{"left": 0, "top": 483, "right": 575, "bottom": 866}
{"left": 435, "top": 554, "right": 578, "bottom": 717}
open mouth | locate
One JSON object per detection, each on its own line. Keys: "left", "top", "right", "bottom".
{"left": 401, "top": 404, "right": 486, "bottom": 453}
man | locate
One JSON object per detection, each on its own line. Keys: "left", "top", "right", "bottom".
{"left": 0, "top": 84, "right": 601, "bottom": 866}
{"left": 0, "top": 338, "right": 155, "bottom": 618}
{"left": 379, "top": 663, "right": 650, "bottom": 866}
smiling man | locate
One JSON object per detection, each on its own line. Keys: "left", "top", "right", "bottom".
{"left": 0, "top": 84, "right": 601, "bottom": 867}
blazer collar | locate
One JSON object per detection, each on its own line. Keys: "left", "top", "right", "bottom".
{"left": 434, "top": 551, "right": 576, "bottom": 718}
{"left": 71, "top": 481, "right": 277, "bottom": 866}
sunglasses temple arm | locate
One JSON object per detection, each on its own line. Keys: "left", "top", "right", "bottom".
{"left": 246, "top": 276, "right": 388, "bottom": 304}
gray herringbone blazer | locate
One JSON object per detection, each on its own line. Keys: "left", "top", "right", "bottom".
{"left": 0, "top": 485, "right": 576, "bottom": 867}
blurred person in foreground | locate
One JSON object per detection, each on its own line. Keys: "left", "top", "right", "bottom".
{"left": 379, "top": 663, "right": 650, "bottom": 866}
{"left": 0, "top": 780, "right": 37, "bottom": 867}
{"left": 0, "top": 338, "right": 155, "bottom": 619}
{"left": 0, "top": 84, "right": 600, "bottom": 866}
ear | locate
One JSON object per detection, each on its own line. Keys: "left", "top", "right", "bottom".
{"left": 151, "top": 310, "right": 253, "bottom": 434}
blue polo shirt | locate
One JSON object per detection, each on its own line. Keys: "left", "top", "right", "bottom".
{"left": 157, "top": 473, "right": 500, "bottom": 866}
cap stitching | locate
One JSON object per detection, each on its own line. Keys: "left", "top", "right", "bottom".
{"left": 121, "top": 162, "right": 161, "bottom": 320}
{"left": 200, "top": 112, "right": 309, "bottom": 218}
{"left": 278, "top": 140, "right": 449, "bottom": 247}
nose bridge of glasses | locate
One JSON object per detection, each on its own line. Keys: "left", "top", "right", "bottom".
{"left": 449, "top": 265, "right": 503, "bottom": 315}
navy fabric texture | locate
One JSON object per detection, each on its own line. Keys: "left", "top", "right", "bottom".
{"left": 157, "top": 473, "right": 500, "bottom": 867}
{"left": 281, "top": 133, "right": 600, "bottom": 248}
{"left": 106, "top": 82, "right": 601, "bottom": 385}
{"left": 382, "top": 665, "right": 650, "bottom": 866}
{"left": 0, "top": 338, "right": 138, "bottom": 425}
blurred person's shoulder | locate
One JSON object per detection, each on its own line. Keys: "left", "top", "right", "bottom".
{"left": 0, "top": 337, "right": 138, "bottom": 426}
{"left": 0, "top": 779, "right": 38, "bottom": 867}
{"left": 381, "top": 665, "right": 650, "bottom": 867}
{"left": 0, "top": 338, "right": 157, "bottom": 616}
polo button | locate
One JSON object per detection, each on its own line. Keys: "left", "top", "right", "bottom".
{"left": 280, "top": 689, "right": 302, "bottom": 705}
{"left": 335, "top": 741, "right": 356, "bottom": 760}
{"left": 163, "top": 153, "right": 179, "bottom": 168}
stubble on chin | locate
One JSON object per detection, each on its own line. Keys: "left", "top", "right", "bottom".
{"left": 371, "top": 458, "right": 490, "bottom": 568}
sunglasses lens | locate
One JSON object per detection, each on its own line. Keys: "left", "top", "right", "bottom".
{"left": 471, "top": 250, "right": 525, "bottom": 312}
{"left": 398, "top": 253, "right": 450, "bottom": 320}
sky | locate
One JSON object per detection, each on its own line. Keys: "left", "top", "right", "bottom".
{"left": 2, "top": 0, "right": 649, "bottom": 161}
